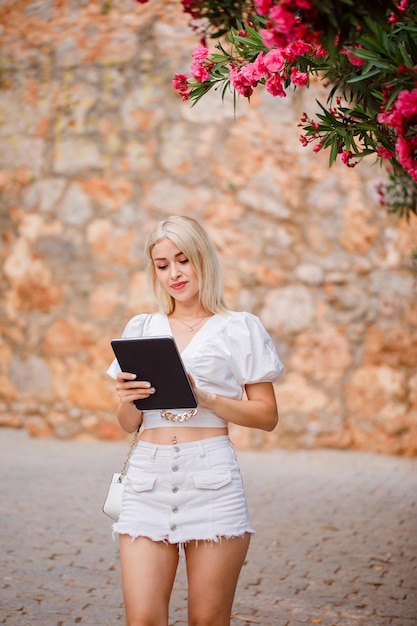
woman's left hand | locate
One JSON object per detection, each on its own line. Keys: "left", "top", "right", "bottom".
{"left": 188, "top": 373, "right": 216, "bottom": 408}
{"left": 189, "top": 375, "right": 278, "bottom": 431}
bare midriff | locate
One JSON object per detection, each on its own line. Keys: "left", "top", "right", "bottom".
{"left": 139, "top": 426, "right": 229, "bottom": 445}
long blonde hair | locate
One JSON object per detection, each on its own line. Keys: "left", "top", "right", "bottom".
{"left": 145, "top": 215, "right": 228, "bottom": 315}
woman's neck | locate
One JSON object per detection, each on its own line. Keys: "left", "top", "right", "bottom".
{"left": 170, "top": 303, "right": 208, "bottom": 320}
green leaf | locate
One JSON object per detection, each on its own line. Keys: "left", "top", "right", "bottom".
{"left": 329, "top": 140, "right": 340, "bottom": 166}
{"left": 347, "top": 69, "right": 383, "bottom": 83}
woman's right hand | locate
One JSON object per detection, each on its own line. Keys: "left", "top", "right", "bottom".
{"left": 115, "top": 372, "right": 155, "bottom": 405}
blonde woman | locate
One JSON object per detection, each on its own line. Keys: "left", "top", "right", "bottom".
{"left": 107, "top": 215, "right": 284, "bottom": 626}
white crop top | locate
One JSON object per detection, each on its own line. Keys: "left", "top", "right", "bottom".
{"left": 107, "top": 310, "right": 284, "bottom": 430}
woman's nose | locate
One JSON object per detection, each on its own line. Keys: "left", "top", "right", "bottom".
{"left": 170, "top": 264, "right": 181, "bottom": 279}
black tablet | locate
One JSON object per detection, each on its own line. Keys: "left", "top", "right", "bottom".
{"left": 110, "top": 336, "right": 197, "bottom": 411}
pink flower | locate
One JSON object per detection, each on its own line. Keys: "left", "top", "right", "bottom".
{"left": 254, "top": 0, "right": 273, "bottom": 15}
{"left": 388, "top": 1, "right": 407, "bottom": 23}
{"left": 241, "top": 52, "right": 266, "bottom": 85}
{"left": 376, "top": 146, "right": 395, "bottom": 159}
{"left": 265, "top": 73, "right": 286, "bottom": 97}
{"left": 342, "top": 46, "right": 366, "bottom": 67}
{"left": 378, "top": 109, "right": 405, "bottom": 134}
{"left": 260, "top": 26, "right": 287, "bottom": 49}
{"left": 315, "top": 44, "right": 328, "bottom": 58}
{"left": 340, "top": 150, "right": 350, "bottom": 164}
{"left": 295, "top": 0, "right": 313, "bottom": 8}
{"left": 378, "top": 88, "right": 417, "bottom": 158}
{"left": 269, "top": 5, "right": 297, "bottom": 36}
{"left": 230, "top": 67, "right": 253, "bottom": 98}
{"left": 264, "top": 49, "right": 285, "bottom": 72}
{"left": 292, "top": 23, "right": 310, "bottom": 42}
{"left": 282, "top": 40, "right": 312, "bottom": 61}
{"left": 340, "top": 149, "right": 358, "bottom": 168}
{"left": 377, "top": 111, "right": 389, "bottom": 124}
{"left": 191, "top": 61, "right": 209, "bottom": 82}
{"left": 290, "top": 66, "right": 309, "bottom": 86}
{"left": 395, "top": 88, "right": 417, "bottom": 119}
{"left": 172, "top": 73, "right": 190, "bottom": 101}
{"left": 396, "top": 135, "right": 417, "bottom": 181}
{"left": 192, "top": 44, "right": 209, "bottom": 62}
{"left": 190, "top": 45, "right": 211, "bottom": 82}
{"left": 182, "top": 0, "right": 203, "bottom": 19}
{"left": 173, "top": 73, "right": 188, "bottom": 88}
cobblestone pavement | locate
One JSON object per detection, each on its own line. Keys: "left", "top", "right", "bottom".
{"left": 0, "top": 428, "right": 416, "bottom": 626}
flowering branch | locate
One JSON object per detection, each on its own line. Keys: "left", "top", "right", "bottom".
{"left": 138, "top": 0, "right": 417, "bottom": 218}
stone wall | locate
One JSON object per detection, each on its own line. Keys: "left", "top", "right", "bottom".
{"left": 1, "top": 0, "right": 416, "bottom": 454}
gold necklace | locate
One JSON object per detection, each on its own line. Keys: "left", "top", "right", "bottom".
{"left": 173, "top": 315, "right": 209, "bottom": 332}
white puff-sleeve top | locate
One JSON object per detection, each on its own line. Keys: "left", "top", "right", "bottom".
{"left": 107, "top": 311, "right": 284, "bottom": 430}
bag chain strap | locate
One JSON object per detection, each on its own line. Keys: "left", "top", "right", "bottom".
{"left": 119, "top": 427, "right": 140, "bottom": 481}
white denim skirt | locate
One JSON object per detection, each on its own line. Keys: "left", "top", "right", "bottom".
{"left": 112, "top": 435, "right": 254, "bottom": 545}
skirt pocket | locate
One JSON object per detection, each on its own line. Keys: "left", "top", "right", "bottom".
{"left": 127, "top": 472, "right": 158, "bottom": 492}
{"left": 192, "top": 470, "right": 232, "bottom": 490}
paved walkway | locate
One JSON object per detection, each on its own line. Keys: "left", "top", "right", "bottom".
{"left": 0, "top": 428, "right": 416, "bottom": 626}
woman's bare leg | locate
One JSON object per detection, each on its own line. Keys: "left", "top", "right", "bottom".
{"left": 185, "top": 533, "right": 251, "bottom": 626}
{"left": 119, "top": 535, "right": 179, "bottom": 626}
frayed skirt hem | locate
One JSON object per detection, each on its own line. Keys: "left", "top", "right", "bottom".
{"left": 112, "top": 526, "right": 255, "bottom": 552}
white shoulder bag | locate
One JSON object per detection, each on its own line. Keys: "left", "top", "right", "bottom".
{"left": 102, "top": 427, "right": 140, "bottom": 521}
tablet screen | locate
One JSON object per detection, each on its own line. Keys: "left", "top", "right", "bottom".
{"left": 110, "top": 336, "right": 197, "bottom": 410}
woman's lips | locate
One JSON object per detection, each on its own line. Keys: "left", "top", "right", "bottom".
{"left": 171, "top": 282, "right": 187, "bottom": 290}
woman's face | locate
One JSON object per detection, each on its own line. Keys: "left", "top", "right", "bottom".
{"left": 151, "top": 238, "right": 200, "bottom": 305}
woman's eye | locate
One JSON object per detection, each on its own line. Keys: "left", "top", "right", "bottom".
{"left": 156, "top": 264, "right": 168, "bottom": 270}
{"left": 179, "top": 258, "right": 189, "bottom": 264}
